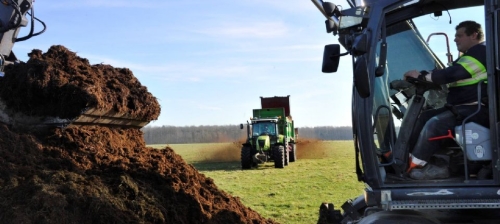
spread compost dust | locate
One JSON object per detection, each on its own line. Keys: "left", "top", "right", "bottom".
{"left": 0, "top": 45, "right": 277, "bottom": 224}
{"left": 196, "top": 138, "right": 331, "bottom": 163}
{"left": 296, "top": 139, "right": 332, "bottom": 159}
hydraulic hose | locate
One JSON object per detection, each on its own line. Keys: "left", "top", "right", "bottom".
{"left": 0, "top": 0, "right": 22, "bottom": 33}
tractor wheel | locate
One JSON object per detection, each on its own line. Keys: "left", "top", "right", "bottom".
{"left": 273, "top": 146, "right": 285, "bottom": 168}
{"left": 241, "top": 146, "right": 253, "bottom": 169}
{"left": 289, "top": 143, "right": 297, "bottom": 162}
{"left": 284, "top": 146, "right": 289, "bottom": 166}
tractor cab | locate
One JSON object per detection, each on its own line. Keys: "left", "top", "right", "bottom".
{"left": 251, "top": 119, "right": 278, "bottom": 137}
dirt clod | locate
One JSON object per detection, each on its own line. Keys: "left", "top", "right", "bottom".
{"left": 0, "top": 45, "right": 278, "bottom": 224}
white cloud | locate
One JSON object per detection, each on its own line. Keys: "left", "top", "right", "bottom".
{"left": 197, "top": 22, "right": 289, "bottom": 39}
{"left": 43, "top": 1, "right": 172, "bottom": 9}
{"left": 240, "top": 0, "right": 320, "bottom": 13}
{"left": 78, "top": 52, "right": 258, "bottom": 80}
{"left": 192, "top": 44, "right": 324, "bottom": 56}
{"left": 198, "top": 105, "right": 222, "bottom": 111}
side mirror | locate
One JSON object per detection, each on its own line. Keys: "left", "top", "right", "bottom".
{"left": 322, "top": 44, "right": 341, "bottom": 73}
{"left": 240, "top": 124, "right": 244, "bottom": 129}
{"left": 354, "top": 55, "right": 370, "bottom": 98}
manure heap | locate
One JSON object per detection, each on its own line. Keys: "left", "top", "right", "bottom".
{"left": 0, "top": 45, "right": 277, "bottom": 224}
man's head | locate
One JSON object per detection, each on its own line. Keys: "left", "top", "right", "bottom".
{"left": 454, "top": 20, "right": 484, "bottom": 53}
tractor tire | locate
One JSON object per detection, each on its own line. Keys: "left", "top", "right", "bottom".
{"left": 241, "top": 146, "right": 253, "bottom": 169}
{"left": 289, "top": 143, "right": 297, "bottom": 162}
{"left": 273, "top": 146, "right": 285, "bottom": 168}
{"left": 284, "top": 146, "right": 289, "bottom": 166}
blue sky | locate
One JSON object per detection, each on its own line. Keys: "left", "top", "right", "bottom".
{"left": 12, "top": 1, "right": 484, "bottom": 127}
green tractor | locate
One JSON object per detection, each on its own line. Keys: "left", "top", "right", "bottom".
{"left": 240, "top": 96, "right": 297, "bottom": 169}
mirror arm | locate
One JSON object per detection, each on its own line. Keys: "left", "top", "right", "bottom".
{"left": 331, "top": 51, "right": 350, "bottom": 59}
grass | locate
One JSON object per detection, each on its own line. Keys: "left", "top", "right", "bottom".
{"left": 149, "top": 140, "right": 365, "bottom": 224}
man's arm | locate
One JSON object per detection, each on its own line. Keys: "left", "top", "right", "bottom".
{"left": 430, "top": 65, "right": 471, "bottom": 84}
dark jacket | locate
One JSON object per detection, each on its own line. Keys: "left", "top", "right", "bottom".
{"left": 431, "top": 43, "right": 487, "bottom": 105}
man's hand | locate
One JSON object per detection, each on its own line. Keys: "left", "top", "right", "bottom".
{"left": 404, "top": 70, "right": 420, "bottom": 80}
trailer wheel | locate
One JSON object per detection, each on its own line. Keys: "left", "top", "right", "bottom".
{"left": 289, "top": 143, "right": 297, "bottom": 162}
{"left": 241, "top": 146, "right": 253, "bottom": 169}
{"left": 273, "top": 146, "right": 285, "bottom": 168}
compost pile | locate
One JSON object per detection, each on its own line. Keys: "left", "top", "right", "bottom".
{"left": 0, "top": 45, "right": 277, "bottom": 224}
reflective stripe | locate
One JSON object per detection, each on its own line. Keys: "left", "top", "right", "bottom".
{"left": 449, "top": 55, "right": 487, "bottom": 87}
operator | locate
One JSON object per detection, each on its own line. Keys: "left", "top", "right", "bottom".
{"left": 403, "top": 20, "right": 488, "bottom": 180}
{"left": 264, "top": 125, "right": 270, "bottom": 133}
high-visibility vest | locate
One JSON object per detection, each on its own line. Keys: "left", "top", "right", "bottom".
{"left": 448, "top": 55, "right": 487, "bottom": 87}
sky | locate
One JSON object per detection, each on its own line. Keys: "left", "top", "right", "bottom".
{"left": 12, "top": 1, "right": 484, "bottom": 128}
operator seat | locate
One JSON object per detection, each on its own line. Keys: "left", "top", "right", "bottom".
{"left": 447, "top": 81, "right": 491, "bottom": 179}
{"left": 387, "top": 78, "right": 491, "bottom": 180}
{"left": 455, "top": 123, "right": 491, "bottom": 161}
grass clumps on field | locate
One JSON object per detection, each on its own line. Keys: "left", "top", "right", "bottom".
{"left": 150, "top": 140, "right": 364, "bottom": 224}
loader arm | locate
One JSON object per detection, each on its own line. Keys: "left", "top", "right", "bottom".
{"left": 0, "top": 0, "right": 33, "bottom": 66}
{"left": 0, "top": 0, "right": 155, "bottom": 130}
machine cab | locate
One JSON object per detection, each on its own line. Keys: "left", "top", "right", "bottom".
{"left": 252, "top": 121, "right": 278, "bottom": 136}
{"left": 314, "top": 0, "right": 500, "bottom": 214}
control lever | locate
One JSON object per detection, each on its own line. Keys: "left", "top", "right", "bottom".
{"left": 390, "top": 79, "right": 413, "bottom": 90}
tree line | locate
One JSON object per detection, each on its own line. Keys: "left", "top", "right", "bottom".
{"left": 142, "top": 125, "right": 353, "bottom": 144}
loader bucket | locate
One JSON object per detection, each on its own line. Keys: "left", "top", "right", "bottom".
{"left": 0, "top": 45, "right": 160, "bottom": 130}
{"left": 71, "top": 108, "right": 150, "bottom": 127}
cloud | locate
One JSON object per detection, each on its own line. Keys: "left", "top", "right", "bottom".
{"left": 198, "top": 105, "right": 222, "bottom": 111}
{"left": 78, "top": 52, "right": 257, "bottom": 80}
{"left": 197, "top": 21, "right": 289, "bottom": 39}
{"left": 239, "top": 0, "right": 319, "bottom": 13}
{"left": 192, "top": 44, "right": 324, "bottom": 56}
{"left": 44, "top": 1, "right": 172, "bottom": 9}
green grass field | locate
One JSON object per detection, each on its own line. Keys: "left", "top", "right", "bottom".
{"left": 149, "top": 140, "right": 364, "bottom": 224}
